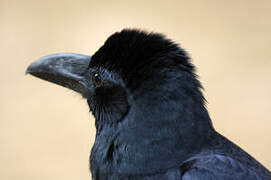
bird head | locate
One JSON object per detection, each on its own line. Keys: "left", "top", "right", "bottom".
{"left": 26, "top": 29, "right": 214, "bottom": 174}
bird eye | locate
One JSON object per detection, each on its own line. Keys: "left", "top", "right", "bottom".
{"left": 92, "top": 73, "right": 102, "bottom": 87}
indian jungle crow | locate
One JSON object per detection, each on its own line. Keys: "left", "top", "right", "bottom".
{"left": 26, "top": 29, "right": 271, "bottom": 180}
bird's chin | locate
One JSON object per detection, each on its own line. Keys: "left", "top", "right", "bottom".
{"left": 87, "top": 99, "right": 94, "bottom": 112}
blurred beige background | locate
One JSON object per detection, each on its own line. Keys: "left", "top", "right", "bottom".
{"left": 1, "top": 0, "right": 271, "bottom": 179}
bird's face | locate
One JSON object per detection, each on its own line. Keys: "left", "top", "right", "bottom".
{"left": 26, "top": 52, "right": 130, "bottom": 131}
{"left": 84, "top": 63, "right": 130, "bottom": 130}
{"left": 26, "top": 29, "right": 198, "bottom": 133}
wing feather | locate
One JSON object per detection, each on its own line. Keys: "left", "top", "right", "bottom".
{"left": 181, "top": 154, "right": 265, "bottom": 180}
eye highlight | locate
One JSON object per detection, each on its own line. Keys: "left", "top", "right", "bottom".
{"left": 92, "top": 73, "right": 102, "bottom": 87}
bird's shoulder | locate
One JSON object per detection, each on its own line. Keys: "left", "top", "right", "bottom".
{"left": 180, "top": 154, "right": 270, "bottom": 180}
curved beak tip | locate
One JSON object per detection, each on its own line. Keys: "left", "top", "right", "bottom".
{"left": 25, "top": 64, "right": 34, "bottom": 75}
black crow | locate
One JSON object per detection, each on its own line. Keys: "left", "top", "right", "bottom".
{"left": 26, "top": 29, "right": 271, "bottom": 180}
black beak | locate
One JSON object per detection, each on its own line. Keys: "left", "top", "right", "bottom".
{"left": 26, "top": 53, "right": 91, "bottom": 94}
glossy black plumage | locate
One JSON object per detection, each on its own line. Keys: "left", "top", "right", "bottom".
{"left": 26, "top": 29, "right": 271, "bottom": 180}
